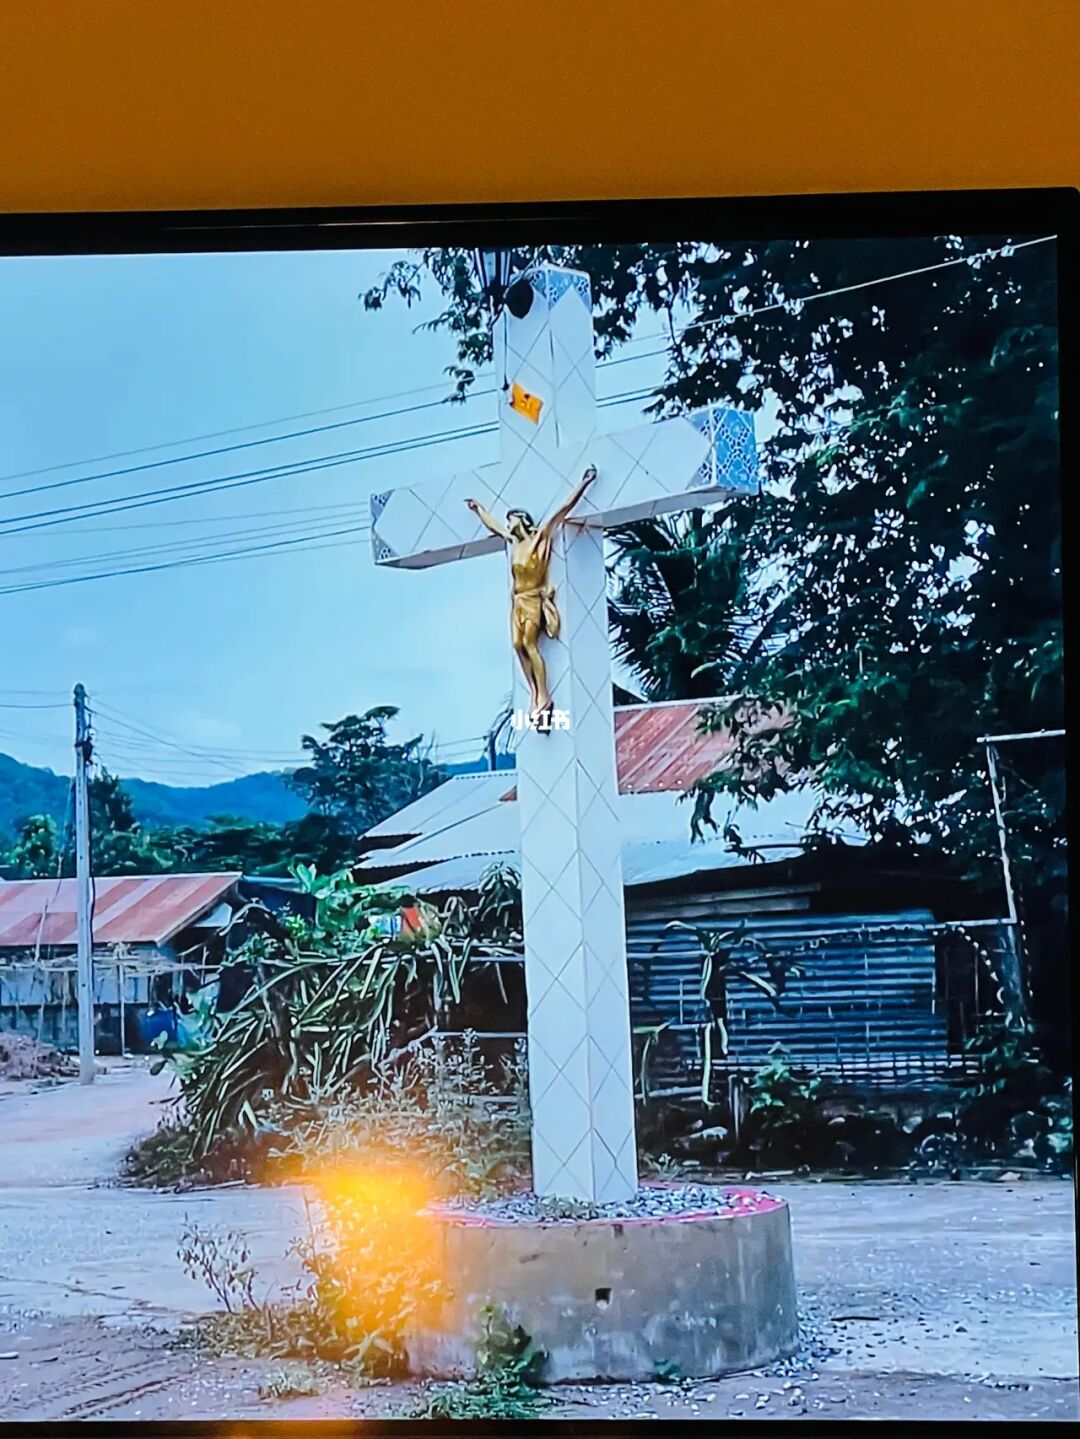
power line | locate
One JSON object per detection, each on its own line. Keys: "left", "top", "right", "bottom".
{"left": 89, "top": 704, "right": 259, "bottom": 778}
{"left": 0, "top": 391, "right": 498, "bottom": 506}
{"left": 0, "top": 232, "right": 1052, "bottom": 517}
{"left": 0, "top": 523, "right": 373, "bottom": 598}
{"left": 0, "top": 700, "right": 69, "bottom": 710}
{"left": 0, "top": 421, "right": 494, "bottom": 538}
{"left": 602, "top": 234, "right": 1056, "bottom": 367}
{"left": 90, "top": 726, "right": 303, "bottom": 765}
{"left": 0, "top": 508, "right": 371, "bottom": 582}
{"left": 53, "top": 497, "right": 373, "bottom": 536}
{"left": 6, "top": 232, "right": 1048, "bottom": 592}
{"left": 0, "top": 377, "right": 495, "bottom": 490}
{"left": 0, "top": 385, "right": 651, "bottom": 545}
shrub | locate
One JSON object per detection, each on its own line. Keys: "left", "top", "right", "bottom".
{"left": 267, "top": 1033, "right": 530, "bottom": 1200}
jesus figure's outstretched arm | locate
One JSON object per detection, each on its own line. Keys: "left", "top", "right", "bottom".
{"left": 543, "top": 465, "right": 597, "bottom": 535}
{"left": 465, "top": 497, "right": 510, "bottom": 540}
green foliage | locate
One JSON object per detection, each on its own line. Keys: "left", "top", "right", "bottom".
{"left": 655, "top": 920, "right": 798, "bottom": 1104}
{"left": 179, "top": 1221, "right": 258, "bottom": 1314}
{"left": 178, "top": 1185, "right": 441, "bottom": 1378}
{"left": 257, "top": 1365, "right": 326, "bottom": 1402}
{"left": 174, "top": 1047, "right": 534, "bottom": 1385}
{"left": 4, "top": 811, "right": 58, "bottom": 878}
{"left": 3, "top": 707, "right": 442, "bottom": 879}
{"left": 404, "top": 1304, "right": 549, "bottom": 1421}
{"left": 960, "top": 1016, "right": 1049, "bottom": 1104}
{"left": 747, "top": 1046, "right": 827, "bottom": 1134}
{"left": 607, "top": 505, "right": 762, "bottom": 699}
{"left": 267, "top": 1034, "right": 531, "bottom": 1201}
{"left": 731, "top": 1046, "right": 832, "bottom": 1168}
{"left": 908, "top": 1021, "right": 1076, "bottom": 1175}
{"left": 474, "top": 1302, "right": 547, "bottom": 1386}
{"left": 130, "top": 866, "right": 527, "bottom": 1181}
{"left": 289, "top": 707, "right": 444, "bottom": 842}
{"left": 0, "top": 749, "right": 300, "bottom": 843}
{"left": 367, "top": 239, "right": 1062, "bottom": 911}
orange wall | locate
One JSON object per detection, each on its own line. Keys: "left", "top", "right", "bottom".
{"left": 1, "top": 0, "right": 1077, "bottom": 214}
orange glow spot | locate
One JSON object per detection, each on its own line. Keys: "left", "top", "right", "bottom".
{"left": 304, "top": 1154, "right": 448, "bottom": 1357}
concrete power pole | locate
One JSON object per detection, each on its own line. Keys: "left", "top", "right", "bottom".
{"left": 73, "top": 683, "right": 95, "bottom": 1085}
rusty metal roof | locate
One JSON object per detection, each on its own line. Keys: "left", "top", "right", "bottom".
{"left": 0, "top": 872, "right": 241, "bottom": 950}
{"left": 498, "top": 699, "right": 773, "bottom": 802}
{"left": 613, "top": 700, "right": 742, "bottom": 793}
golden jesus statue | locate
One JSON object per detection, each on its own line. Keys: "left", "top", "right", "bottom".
{"left": 466, "top": 464, "right": 597, "bottom": 729}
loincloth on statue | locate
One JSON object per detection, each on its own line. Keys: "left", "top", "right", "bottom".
{"left": 513, "top": 585, "right": 561, "bottom": 640}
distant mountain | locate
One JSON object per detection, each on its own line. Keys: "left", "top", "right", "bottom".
{"left": 0, "top": 751, "right": 303, "bottom": 837}
{"left": 0, "top": 749, "right": 514, "bottom": 839}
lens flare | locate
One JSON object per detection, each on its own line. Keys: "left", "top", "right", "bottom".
{"left": 304, "top": 1154, "right": 447, "bottom": 1357}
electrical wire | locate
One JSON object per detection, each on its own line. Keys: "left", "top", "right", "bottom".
{"left": 0, "top": 420, "right": 497, "bottom": 538}
{"left": 0, "top": 508, "right": 371, "bottom": 582}
{"left": 601, "top": 235, "right": 1056, "bottom": 367}
{"left": 0, "top": 232, "right": 1052, "bottom": 510}
{"left": 0, "top": 376, "right": 496, "bottom": 490}
{"left": 0, "top": 385, "right": 653, "bottom": 570}
{"left": 0, "top": 237, "right": 1052, "bottom": 594}
{"left": 0, "top": 391, "right": 499, "bottom": 506}
{"left": 0, "top": 527, "right": 370, "bottom": 597}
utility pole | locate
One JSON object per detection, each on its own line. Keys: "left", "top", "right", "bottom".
{"left": 73, "top": 684, "right": 95, "bottom": 1085}
{"left": 485, "top": 705, "right": 512, "bottom": 772}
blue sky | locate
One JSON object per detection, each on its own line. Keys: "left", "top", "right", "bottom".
{"left": 0, "top": 247, "right": 674, "bottom": 785}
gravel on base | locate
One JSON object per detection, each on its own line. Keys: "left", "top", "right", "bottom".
{"left": 436, "top": 1183, "right": 778, "bottom": 1224}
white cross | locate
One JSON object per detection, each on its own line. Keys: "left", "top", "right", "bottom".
{"left": 371, "top": 266, "right": 756, "bottom": 1202}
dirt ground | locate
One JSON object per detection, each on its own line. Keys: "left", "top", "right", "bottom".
{"left": 0, "top": 1062, "right": 1076, "bottom": 1422}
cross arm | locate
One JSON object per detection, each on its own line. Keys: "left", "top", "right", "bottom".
{"left": 370, "top": 406, "right": 757, "bottom": 570}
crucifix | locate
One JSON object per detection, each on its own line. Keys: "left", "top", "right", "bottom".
{"left": 370, "top": 264, "right": 756, "bottom": 1202}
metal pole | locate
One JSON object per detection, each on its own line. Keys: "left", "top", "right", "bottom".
{"left": 73, "top": 684, "right": 95, "bottom": 1085}
{"left": 118, "top": 962, "right": 127, "bottom": 1059}
{"left": 984, "top": 740, "right": 1019, "bottom": 928}
{"left": 977, "top": 728, "right": 1065, "bottom": 744}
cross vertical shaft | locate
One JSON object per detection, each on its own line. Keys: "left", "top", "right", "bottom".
{"left": 369, "top": 263, "right": 758, "bottom": 1203}
{"left": 514, "top": 523, "right": 638, "bottom": 1201}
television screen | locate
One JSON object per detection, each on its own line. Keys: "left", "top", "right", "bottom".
{"left": 0, "top": 195, "right": 1075, "bottom": 1425}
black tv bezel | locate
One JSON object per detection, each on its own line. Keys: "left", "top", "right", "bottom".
{"left": 0, "top": 187, "right": 1077, "bottom": 256}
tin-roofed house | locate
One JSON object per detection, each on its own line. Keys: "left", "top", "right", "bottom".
{"left": 357, "top": 700, "right": 1007, "bottom": 1102}
{"left": 0, "top": 872, "right": 243, "bottom": 1054}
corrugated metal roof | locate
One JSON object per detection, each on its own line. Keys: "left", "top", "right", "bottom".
{"left": 361, "top": 801, "right": 520, "bottom": 876}
{"left": 494, "top": 699, "right": 791, "bottom": 803}
{"left": 0, "top": 872, "right": 241, "bottom": 949}
{"left": 369, "top": 834, "right": 814, "bottom": 897}
{"left": 359, "top": 780, "right": 827, "bottom": 889}
{"left": 614, "top": 699, "right": 748, "bottom": 794}
{"left": 627, "top": 899, "right": 951, "bottom": 1083}
{"left": 365, "top": 773, "right": 511, "bottom": 841}
{"left": 366, "top": 700, "right": 775, "bottom": 839}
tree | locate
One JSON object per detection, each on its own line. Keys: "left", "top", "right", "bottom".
{"left": 5, "top": 812, "right": 59, "bottom": 878}
{"left": 289, "top": 707, "right": 444, "bottom": 840}
{"left": 364, "top": 238, "right": 1062, "bottom": 890}
{"left": 607, "top": 504, "right": 761, "bottom": 699}
{"left": 88, "top": 769, "right": 165, "bottom": 874}
{"left": 366, "top": 236, "right": 1066, "bottom": 1061}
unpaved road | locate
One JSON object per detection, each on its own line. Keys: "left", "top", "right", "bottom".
{"left": 0, "top": 1065, "right": 1076, "bottom": 1421}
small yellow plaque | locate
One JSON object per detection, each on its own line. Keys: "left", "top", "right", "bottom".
{"left": 510, "top": 382, "right": 543, "bottom": 424}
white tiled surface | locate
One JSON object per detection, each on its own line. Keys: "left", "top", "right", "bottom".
{"left": 370, "top": 267, "right": 757, "bottom": 569}
{"left": 368, "top": 265, "right": 757, "bottom": 1200}
{"left": 514, "top": 525, "right": 638, "bottom": 1200}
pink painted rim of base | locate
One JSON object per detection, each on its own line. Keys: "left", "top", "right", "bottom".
{"left": 428, "top": 1186, "right": 786, "bottom": 1228}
